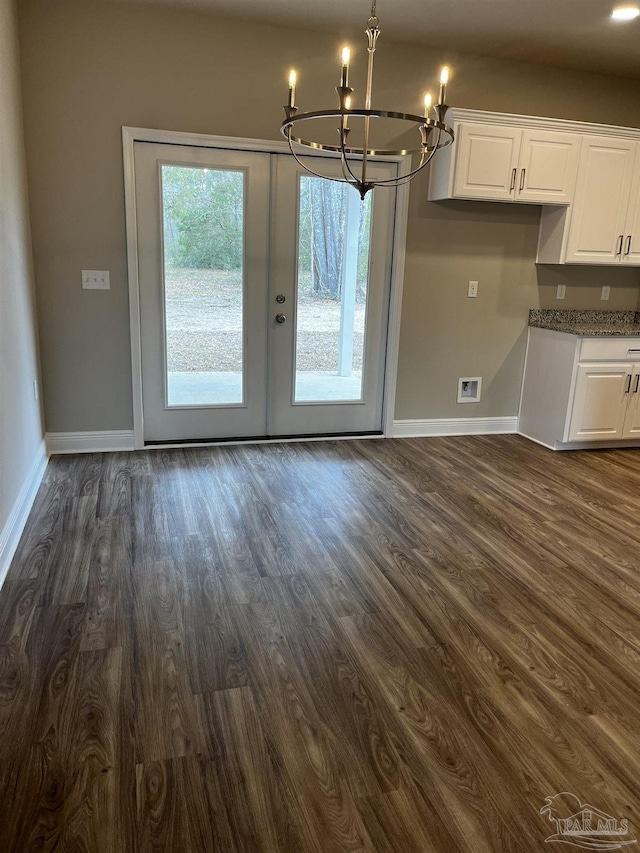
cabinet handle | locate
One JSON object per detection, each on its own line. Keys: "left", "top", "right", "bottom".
{"left": 635, "top": 375, "right": 640, "bottom": 394}
{"left": 625, "top": 235, "right": 632, "bottom": 256}
{"left": 625, "top": 374, "right": 632, "bottom": 394}
{"left": 616, "top": 235, "right": 624, "bottom": 256}
{"left": 509, "top": 168, "right": 517, "bottom": 192}
{"left": 519, "top": 168, "right": 526, "bottom": 192}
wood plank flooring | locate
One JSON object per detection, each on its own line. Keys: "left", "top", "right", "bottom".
{"left": 1, "top": 435, "right": 640, "bottom": 851}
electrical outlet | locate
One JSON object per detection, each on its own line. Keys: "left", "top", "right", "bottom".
{"left": 468, "top": 280, "right": 478, "bottom": 298}
{"left": 556, "top": 284, "right": 566, "bottom": 300}
{"left": 601, "top": 285, "right": 611, "bottom": 301}
{"left": 82, "top": 270, "right": 110, "bottom": 290}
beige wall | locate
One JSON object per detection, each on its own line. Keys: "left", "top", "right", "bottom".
{"left": 18, "top": 0, "right": 640, "bottom": 430}
{"left": 0, "top": 0, "right": 43, "bottom": 543}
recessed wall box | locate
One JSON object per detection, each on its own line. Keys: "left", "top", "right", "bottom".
{"left": 457, "top": 377, "right": 482, "bottom": 403}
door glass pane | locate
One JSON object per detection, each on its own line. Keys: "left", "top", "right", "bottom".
{"left": 161, "top": 164, "right": 244, "bottom": 407}
{"left": 295, "top": 177, "right": 373, "bottom": 403}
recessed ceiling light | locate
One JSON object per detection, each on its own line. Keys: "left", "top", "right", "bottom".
{"left": 611, "top": 5, "right": 640, "bottom": 20}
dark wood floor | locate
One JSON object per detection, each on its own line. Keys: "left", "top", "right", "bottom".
{"left": 1, "top": 436, "right": 639, "bottom": 851}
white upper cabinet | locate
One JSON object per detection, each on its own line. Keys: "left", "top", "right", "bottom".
{"left": 428, "top": 109, "right": 640, "bottom": 266}
{"left": 452, "top": 124, "right": 522, "bottom": 201}
{"left": 430, "top": 118, "right": 579, "bottom": 204}
{"left": 623, "top": 152, "right": 640, "bottom": 265}
{"left": 564, "top": 136, "right": 637, "bottom": 264}
{"left": 517, "top": 129, "right": 579, "bottom": 205}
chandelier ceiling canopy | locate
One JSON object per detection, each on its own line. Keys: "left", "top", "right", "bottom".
{"left": 281, "top": 0, "right": 455, "bottom": 199}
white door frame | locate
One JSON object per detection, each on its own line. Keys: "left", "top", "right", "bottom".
{"left": 122, "top": 126, "right": 410, "bottom": 450}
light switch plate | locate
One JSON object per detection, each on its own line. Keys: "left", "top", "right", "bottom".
{"left": 556, "top": 284, "right": 566, "bottom": 300}
{"left": 601, "top": 285, "right": 611, "bottom": 301}
{"left": 82, "top": 270, "right": 110, "bottom": 290}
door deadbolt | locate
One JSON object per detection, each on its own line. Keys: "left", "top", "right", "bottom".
{"left": 276, "top": 294, "right": 286, "bottom": 304}
{"left": 275, "top": 313, "right": 287, "bottom": 324}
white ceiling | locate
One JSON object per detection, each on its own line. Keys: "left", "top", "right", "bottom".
{"left": 104, "top": 0, "right": 640, "bottom": 79}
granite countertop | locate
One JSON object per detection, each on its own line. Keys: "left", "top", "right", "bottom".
{"left": 528, "top": 309, "right": 640, "bottom": 337}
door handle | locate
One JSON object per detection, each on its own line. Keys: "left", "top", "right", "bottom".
{"left": 625, "top": 235, "right": 632, "bottom": 256}
{"left": 509, "top": 167, "right": 517, "bottom": 193}
{"left": 275, "top": 313, "right": 287, "bottom": 324}
{"left": 519, "top": 168, "right": 526, "bottom": 192}
{"left": 634, "top": 374, "right": 640, "bottom": 393}
{"left": 616, "top": 234, "right": 624, "bottom": 256}
{"left": 625, "top": 374, "right": 632, "bottom": 394}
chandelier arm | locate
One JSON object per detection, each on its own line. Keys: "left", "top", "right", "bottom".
{"left": 369, "top": 150, "right": 437, "bottom": 186}
{"left": 373, "top": 139, "right": 443, "bottom": 189}
{"left": 286, "top": 130, "right": 356, "bottom": 186}
{"left": 338, "top": 129, "right": 363, "bottom": 186}
{"left": 374, "top": 166, "right": 435, "bottom": 190}
{"left": 368, "top": 127, "right": 443, "bottom": 185}
{"left": 368, "top": 158, "right": 430, "bottom": 187}
{"left": 339, "top": 152, "right": 360, "bottom": 187}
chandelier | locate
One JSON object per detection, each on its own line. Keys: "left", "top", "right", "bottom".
{"left": 281, "top": 0, "right": 455, "bottom": 199}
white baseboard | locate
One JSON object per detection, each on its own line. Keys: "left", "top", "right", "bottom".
{"left": 0, "top": 440, "right": 48, "bottom": 589}
{"left": 392, "top": 416, "right": 519, "bottom": 438}
{"left": 47, "top": 421, "right": 519, "bottom": 451}
{"left": 46, "top": 430, "right": 136, "bottom": 454}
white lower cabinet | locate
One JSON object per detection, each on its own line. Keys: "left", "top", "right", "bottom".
{"left": 568, "top": 363, "right": 636, "bottom": 440}
{"left": 519, "top": 327, "right": 640, "bottom": 449}
{"left": 622, "top": 377, "right": 640, "bottom": 437}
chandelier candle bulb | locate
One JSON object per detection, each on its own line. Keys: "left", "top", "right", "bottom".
{"left": 341, "top": 47, "right": 351, "bottom": 88}
{"left": 438, "top": 66, "right": 449, "bottom": 104}
{"left": 288, "top": 69, "right": 297, "bottom": 109}
{"left": 423, "top": 92, "right": 432, "bottom": 117}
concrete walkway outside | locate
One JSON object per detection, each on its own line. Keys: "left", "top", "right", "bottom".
{"left": 167, "top": 371, "right": 363, "bottom": 406}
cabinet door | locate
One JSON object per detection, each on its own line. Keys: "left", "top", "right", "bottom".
{"left": 452, "top": 123, "right": 522, "bottom": 201}
{"left": 516, "top": 129, "right": 579, "bottom": 205}
{"left": 623, "top": 367, "right": 640, "bottom": 437}
{"left": 565, "top": 136, "right": 637, "bottom": 264}
{"left": 622, "top": 149, "right": 640, "bottom": 265}
{"left": 568, "top": 363, "right": 631, "bottom": 441}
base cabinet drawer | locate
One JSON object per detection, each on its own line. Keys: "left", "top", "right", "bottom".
{"left": 579, "top": 337, "right": 640, "bottom": 361}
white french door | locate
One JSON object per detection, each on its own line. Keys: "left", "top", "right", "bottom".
{"left": 132, "top": 140, "right": 398, "bottom": 443}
